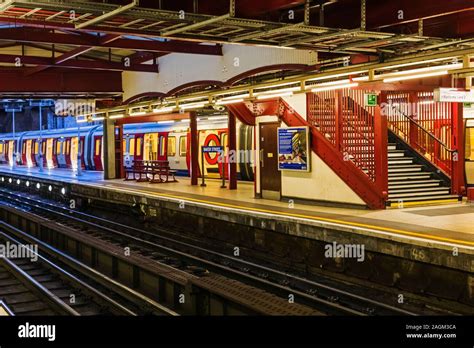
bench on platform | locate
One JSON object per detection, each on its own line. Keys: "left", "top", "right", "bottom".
{"left": 124, "top": 160, "right": 177, "bottom": 183}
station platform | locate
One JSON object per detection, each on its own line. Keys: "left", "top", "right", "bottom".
{"left": 0, "top": 164, "right": 473, "bottom": 250}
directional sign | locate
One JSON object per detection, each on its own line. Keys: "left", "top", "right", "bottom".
{"left": 434, "top": 88, "right": 474, "bottom": 103}
{"left": 364, "top": 93, "right": 377, "bottom": 107}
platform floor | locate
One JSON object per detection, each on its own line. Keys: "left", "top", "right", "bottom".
{"left": 1, "top": 165, "right": 473, "bottom": 248}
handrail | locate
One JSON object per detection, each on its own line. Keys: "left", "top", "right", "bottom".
{"left": 387, "top": 103, "right": 456, "bottom": 153}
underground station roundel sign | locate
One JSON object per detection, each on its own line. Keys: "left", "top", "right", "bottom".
{"left": 277, "top": 126, "right": 310, "bottom": 172}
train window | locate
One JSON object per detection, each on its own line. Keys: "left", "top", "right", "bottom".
{"left": 122, "top": 139, "right": 126, "bottom": 153}
{"left": 129, "top": 139, "right": 135, "bottom": 156}
{"left": 95, "top": 139, "right": 101, "bottom": 156}
{"left": 167, "top": 137, "right": 176, "bottom": 157}
{"left": 22, "top": 143, "right": 26, "bottom": 154}
{"left": 179, "top": 136, "right": 186, "bottom": 157}
{"left": 66, "top": 141, "right": 70, "bottom": 155}
{"left": 0, "top": 143, "right": 3, "bottom": 153}
{"left": 34, "top": 142, "right": 39, "bottom": 154}
{"left": 56, "top": 141, "right": 61, "bottom": 154}
{"left": 136, "top": 138, "right": 142, "bottom": 156}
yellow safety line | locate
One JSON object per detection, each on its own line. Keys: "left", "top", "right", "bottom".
{"left": 389, "top": 199, "right": 459, "bottom": 208}
{"left": 108, "top": 185, "right": 474, "bottom": 247}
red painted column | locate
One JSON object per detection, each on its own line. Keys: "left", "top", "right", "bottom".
{"left": 190, "top": 111, "right": 199, "bottom": 186}
{"left": 228, "top": 111, "right": 237, "bottom": 190}
{"left": 408, "top": 92, "right": 419, "bottom": 148}
{"left": 334, "top": 90, "right": 343, "bottom": 151}
{"left": 116, "top": 124, "right": 125, "bottom": 179}
{"left": 451, "top": 102, "right": 465, "bottom": 195}
{"left": 374, "top": 91, "right": 388, "bottom": 206}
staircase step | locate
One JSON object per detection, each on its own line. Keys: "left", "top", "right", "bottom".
{"left": 388, "top": 143, "right": 397, "bottom": 150}
{"left": 388, "top": 151, "right": 405, "bottom": 158}
{"left": 388, "top": 158, "right": 414, "bottom": 165}
{"left": 389, "top": 182, "right": 442, "bottom": 190}
{"left": 389, "top": 186, "right": 448, "bottom": 194}
{"left": 388, "top": 166, "right": 423, "bottom": 173}
{"left": 388, "top": 189, "right": 451, "bottom": 199}
{"left": 389, "top": 179, "right": 442, "bottom": 186}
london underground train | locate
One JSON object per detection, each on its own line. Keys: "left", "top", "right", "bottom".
{"left": 0, "top": 118, "right": 255, "bottom": 181}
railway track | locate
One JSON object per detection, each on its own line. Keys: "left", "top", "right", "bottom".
{"left": 0, "top": 214, "right": 178, "bottom": 316}
{"left": 0, "top": 187, "right": 429, "bottom": 316}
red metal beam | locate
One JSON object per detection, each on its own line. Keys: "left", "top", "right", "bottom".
{"left": 23, "top": 34, "right": 122, "bottom": 76}
{"left": 0, "top": 53, "right": 158, "bottom": 72}
{"left": 0, "top": 68, "right": 122, "bottom": 93}
{"left": 0, "top": 27, "right": 223, "bottom": 55}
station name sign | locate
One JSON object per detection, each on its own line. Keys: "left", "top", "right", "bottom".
{"left": 434, "top": 88, "right": 474, "bottom": 103}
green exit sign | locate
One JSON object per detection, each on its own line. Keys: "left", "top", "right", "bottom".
{"left": 365, "top": 93, "right": 377, "bottom": 107}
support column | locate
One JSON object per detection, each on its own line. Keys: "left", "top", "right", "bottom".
{"left": 374, "top": 91, "right": 388, "bottom": 202}
{"left": 451, "top": 102, "right": 465, "bottom": 195}
{"left": 228, "top": 111, "right": 237, "bottom": 190}
{"left": 190, "top": 112, "right": 199, "bottom": 186}
{"left": 408, "top": 92, "right": 419, "bottom": 147}
{"left": 335, "top": 90, "right": 343, "bottom": 152}
{"left": 103, "top": 116, "right": 116, "bottom": 180}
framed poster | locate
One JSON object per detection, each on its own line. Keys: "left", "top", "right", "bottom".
{"left": 277, "top": 126, "right": 310, "bottom": 172}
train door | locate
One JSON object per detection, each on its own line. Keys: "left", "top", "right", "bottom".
{"left": 25, "top": 140, "right": 33, "bottom": 167}
{"left": 92, "top": 135, "right": 104, "bottom": 170}
{"left": 157, "top": 132, "right": 168, "bottom": 161}
{"left": 51, "top": 139, "right": 58, "bottom": 167}
{"left": 65, "top": 139, "right": 71, "bottom": 167}
{"left": 134, "top": 134, "right": 144, "bottom": 163}
{"left": 123, "top": 135, "right": 134, "bottom": 168}
{"left": 8, "top": 140, "right": 15, "bottom": 166}
{"left": 144, "top": 133, "right": 159, "bottom": 161}
{"left": 93, "top": 135, "right": 103, "bottom": 171}
{"left": 46, "top": 138, "right": 54, "bottom": 168}
{"left": 259, "top": 122, "right": 281, "bottom": 200}
{"left": 21, "top": 140, "right": 27, "bottom": 164}
{"left": 0, "top": 142, "right": 4, "bottom": 163}
{"left": 70, "top": 137, "right": 78, "bottom": 170}
{"left": 57, "top": 139, "right": 66, "bottom": 168}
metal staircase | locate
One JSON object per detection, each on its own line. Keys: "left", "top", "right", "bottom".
{"left": 386, "top": 142, "right": 460, "bottom": 207}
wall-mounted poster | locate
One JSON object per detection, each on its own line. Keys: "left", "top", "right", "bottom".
{"left": 277, "top": 126, "right": 310, "bottom": 172}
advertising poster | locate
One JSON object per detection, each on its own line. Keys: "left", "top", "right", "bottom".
{"left": 277, "top": 126, "right": 310, "bottom": 171}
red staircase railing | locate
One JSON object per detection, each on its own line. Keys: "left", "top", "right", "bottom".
{"left": 304, "top": 89, "right": 388, "bottom": 208}
{"left": 385, "top": 91, "right": 455, "bottom": 177}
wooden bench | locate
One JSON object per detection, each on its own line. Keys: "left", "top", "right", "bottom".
{"left": 124, "top": 160, "right": 177, "bottom": 183}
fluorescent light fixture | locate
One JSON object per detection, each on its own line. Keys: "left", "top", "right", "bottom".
{"left": 208, "top": 116, "right": 228, "bottom": 121}
{"left": 311, "top": 82, "right": 359, "bottom": 92}
{"left": 383, "top": 70, "right": 448, "bottom": 83}
{"left": 152, "top": 107, "right": 175, "bottom": 113}
{"left": 157, "top": 120, "right": 174, "bottom": 124}
{"left": 181, "top": 119, "right": 190, "bottom": 123}
{"left": 306, "top": 70, "right": 368, "bottom": 82}
{"left": 109, "top": 114, "right": 124, "bottom": 119}
{"left": 379, "top": 63, "right": 461, "bottom": 79}
{"left": 77, "top": 118, "right": 88, "bottom": 123}
{"left": 91, "top": 117, "right": 105, "bottom": 121}
{"left": 255, "top": 87, "right": 300, "bottom": 96}
{"left": 180, "top": 103, "right": 206, "bottom": 110}
{"left": 130, "top": 111, "right": 146, "bottom": 116}
{"left": 215, "top": 98, "right": 244, "bottom": 105}
{"left": 257, "top": 91, "right": 294, "bottom": 100}
{"left": 376, "top": 57, "right": 458, "bottom": 71}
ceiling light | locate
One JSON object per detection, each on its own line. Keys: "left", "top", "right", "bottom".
{"left": 311, "top": 82, "right": 359, "bottom": 92}
{"left": 256, "top": 91, "right": 294, "bottom": 100}
{"left": 383, "top": 71, "right": 448, "bottom": 83}
{"left": 156, "top": 120, "right": 174, "bottom": 124}
{"left": 215, "top": 98, "right": 244, "bottom": 105}
{"left": 180, "top": 103, "right": 206, "bottom": 110}
{"left": 152, "top": 107, "right": 175, "bottom": 113}
{"left": 130, "top": 111, "right": 146, "bottom": 116}
{"left": 109, "top": 114, "right": 124, "bottom": 119}
{"left": 305, "top": 70, "right": 368, "bottom": 82}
